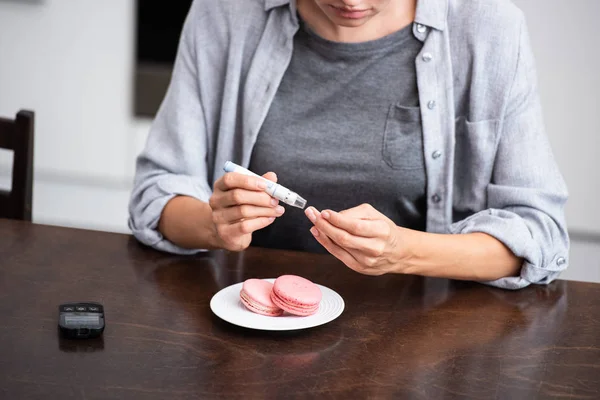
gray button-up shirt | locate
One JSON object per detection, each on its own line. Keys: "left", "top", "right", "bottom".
{"left": 128, "top": 0, "right": 570, "bottom": 290}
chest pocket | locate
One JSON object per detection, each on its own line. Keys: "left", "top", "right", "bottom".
{"left": 382, "top": 104, "right": 424, "bottom": 170}
{"left": 453, "top": 116, "right": 499, "bottom": 213}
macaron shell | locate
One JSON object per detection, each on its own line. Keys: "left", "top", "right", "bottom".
{"left": 272, "top": 275, "right": 322, "bottom": 316}
{"left": 271, "top": 291, "right": 319, "bottom": 316}
{"left": 239, "top": 279, "right": 283, "bottom": 316}
{"left": 240, "top": 290, "right": 283, "bottom": 316}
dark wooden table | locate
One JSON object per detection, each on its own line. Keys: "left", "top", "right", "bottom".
{"left": 1, "top": 220, "right": 599, "bottom": 399}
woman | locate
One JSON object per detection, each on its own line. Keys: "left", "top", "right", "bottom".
{"left": 128, "top": 0, "right": 569, "bottom": 289}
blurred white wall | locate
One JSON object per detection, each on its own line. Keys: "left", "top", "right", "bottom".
{"left": 512, "top": 0, "right": 600, "bottom": 237}
{"left": 0, "top": 0, "right": 150, "bottom": 232}
{"left": 0, "top": 0, "right": 598, "bottom": 280}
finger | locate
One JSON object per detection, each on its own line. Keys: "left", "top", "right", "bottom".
{"left": 320, "top": 209, "right": 389, "bottom": 238}
{"left": 213, "top": 204, "right": 285, "bottom": 224}
{"left": 211, "top": 188, "right": 278, "bottom": 209}
{"left": 311, "top": 227, "right": 386, "bottom": 274}
{"left": 307, "top": 208, "right": 380, "bottom": 252}
{"left": 262, "top": 171, "right": 277, "bottom": 183}
{"left": 306, "top": 207, "right": 370, "bottom": 250}
{"left": 261, "top": 172, "right": 279, "bottom": 205}
{"left": 215, "top": 172, "right": 269, "bottom": 192}
{"left": 220, "top": 216, "right": 276, "bottom": 237}
{"left": 309, "top": 227, "right": 364, "bottom": 273}
{"left": 304, "top": 206, "right": 321, "bottom": 225}
{"left": 339, "top": 203, "right": 381, "bottom": 219}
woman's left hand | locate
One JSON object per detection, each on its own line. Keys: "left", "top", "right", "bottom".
{"left": 304, "top": 204, "right": 409, "bottom": 276}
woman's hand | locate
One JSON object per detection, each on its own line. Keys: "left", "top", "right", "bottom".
{"left": 304, "top": 204, "right": 408, "bottom": 275}
{"left": 209, "top": 171, "right": 285, "bottom": 251}
{"left": 305, "top": 203, "right": 523, "bottom": 281}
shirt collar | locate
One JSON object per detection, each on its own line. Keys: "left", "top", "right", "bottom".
{"left": 265, "top": 0, "right": 447, "bottom": 31}
{"left": 414, "top": 0, "right": 447, "bottom": 31}
{"left": 265, "top": 0, "right": 291, "bottom": 11}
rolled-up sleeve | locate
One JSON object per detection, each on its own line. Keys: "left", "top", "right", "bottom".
{"left": 128, "top": 4, "right": 212, "bottom": 254}
{"left": 450, "top": 15, "right": 569, "bottom": 289}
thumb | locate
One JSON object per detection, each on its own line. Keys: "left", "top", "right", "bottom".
{"left": 262, "top": 171, "right": 278, "bottom": 183}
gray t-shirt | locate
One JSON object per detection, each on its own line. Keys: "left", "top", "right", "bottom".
{"left": 249, "top": 20, "right": 426, "bottom": 253}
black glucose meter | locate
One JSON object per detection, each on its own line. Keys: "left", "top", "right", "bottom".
{"left": 58, "top": 302, "right": 105, "bottom": 339}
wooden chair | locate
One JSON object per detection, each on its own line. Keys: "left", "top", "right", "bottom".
{"left": 0, "top": 110, "right": 34, "bottom": 221}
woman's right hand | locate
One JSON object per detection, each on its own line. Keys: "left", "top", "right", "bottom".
{"left": 208, "top": 171, "right": 285, "bottom": 251}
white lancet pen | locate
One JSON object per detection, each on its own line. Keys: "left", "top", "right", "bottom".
{"left": 223, "top": 161, "right": 307, "bottom": 209}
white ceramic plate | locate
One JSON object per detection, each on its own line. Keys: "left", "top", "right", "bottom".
{"left": 210, "top": 278, "right": 345, "bottom": 331}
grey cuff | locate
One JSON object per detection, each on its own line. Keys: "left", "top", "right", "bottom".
{"left": 449, "top": 208, "right": 568, "bottom": 290}
{"left": 129, "top": 174, "right": 212, "bottom": 255}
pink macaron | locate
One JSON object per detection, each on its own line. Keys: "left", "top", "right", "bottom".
{"left": 271, "top": 275, "right": 322, "bottom": 316}
{"left": 240, "top": 279, "right": 283, "bottom": 317}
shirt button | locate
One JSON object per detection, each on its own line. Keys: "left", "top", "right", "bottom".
{"left": 556, "top": 257, "right": 566, "bottom": 266}
{"left": 422, "top": 52, "right": 433, "bottom": 62}
{"left": 416, "top": 24, "right": 427, "bottom": 33}
{"left": 432, "top": 150, "right": 442, "bottom": 159}
{"left": 427, "top": 100, "right": 436, "bottom": 110}
{"left": 431, "top": 194, "right": 441, "bottom": 203}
